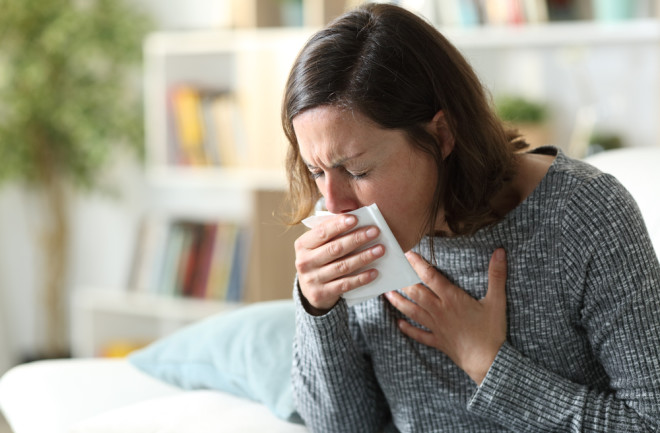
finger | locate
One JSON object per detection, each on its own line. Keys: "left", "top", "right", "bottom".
{"left": 317, "top": 243, "right": 385, "bottom": 283}
{"left": 295, "top": 225, "right": 380, "bottom": 274}
{"left": 385, "top": 290, "right": 432, "bottom": 327}
{"left": 321, "top": 225, "right": 380, "bottom": 263}
{"left": 485, "top": 248, "right": 507, "bottom": 307}
{"left": 405, "top": 251, "right": 452, "bottom": 296}
{"left": 299, "top": 214, "right": 358, "bottom": 250}
{"left": 402, "top": 283, "right": 440, "bottom": 305}
{"left": 324, "top": 268, "right": 379, "bottom": 296}
{"left": 397, "top": 319, "right": 436, "bottom": 347}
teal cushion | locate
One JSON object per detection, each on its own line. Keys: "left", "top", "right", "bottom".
{"left": 128, "top": 300, "right": 298, "bottom": 421}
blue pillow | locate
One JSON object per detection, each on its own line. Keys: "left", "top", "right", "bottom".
{"left": 129, "top": 299, "right": 298, "bottom": 422}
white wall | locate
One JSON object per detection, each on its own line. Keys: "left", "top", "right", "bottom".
{"left": 461, "top": 36, "right": 660, "bottom": 151}
{"left": 0, "top": 152, "right": 146, "bottom": 366}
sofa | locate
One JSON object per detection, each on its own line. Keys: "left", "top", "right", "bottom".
{"left": 1, "top": 146, "right": 658, "bottom": 433}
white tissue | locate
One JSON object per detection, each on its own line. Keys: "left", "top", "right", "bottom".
{"left": 302, "top": 203, "right": 421, "bottom": 307}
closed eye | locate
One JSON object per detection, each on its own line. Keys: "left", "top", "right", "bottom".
{"left": 347, "top": 169, "right": 368, "bottom": 180}
{"left": 305, "top": 165, "right": 368, "bottom": 180}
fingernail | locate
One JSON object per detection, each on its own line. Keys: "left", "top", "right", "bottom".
{"left": 344, "top": 215, "right": 356, "bottom": 226}
{"left": 366, "top": 227, "right": 379, "bottom": 238}
{"left": 371, "top": 245, "right": 384, "bottom": 257}
{"left": 494, "top": 248, "right": 505, "bottom": 261}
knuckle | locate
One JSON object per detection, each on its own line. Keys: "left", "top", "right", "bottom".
{"left": 295, "top": 256, "right": 310, "bottom": 273}
{"left": 355, "top": 272, "right": 370, "bottom": 287}
{"left": 326, "top": 241, "right": 343, "bottom": 258}
{"left": 305, "top": 291, "right": 323, "bottom": 306}
{"left": 334, "top": 259, "right": 349, "bottom": 275}
{"left": 491, "top": 270, "right": 507, "bottom": 282}
{"left": 315, "top": 225, "right": 329, "bottom": 242}
{"left": 408, "top": 285, "right": 426, "bottom": 302}
{"left": 359, "top": 251, "right": 372, "bottom": 266}
{"left": 421, "top": 264, "right": 437, "bottom": 281}
{"left": 352, "top": 229, "right": 368, "bottom": 247}
{"left": 339, "top": 279, "right": 351, "bottom": 292}
{"left": 298, "top": 273, "right": 315, "bottom": 289}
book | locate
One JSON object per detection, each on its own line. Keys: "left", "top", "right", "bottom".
{"left": 205, "top": 223, "right": 240, "bottom": 300}
{"left": 521, "top": 0, "right": 549, "bottom": 23}
{"left": 179, "top": 222, "right": 205, "bottom": 297}
{"left": 199, "top": 93, "right": 223, "bottom": 166}
{"left": 167, "top": 85, "right": 246, "bottom": 168}
{"left": 189, "top": 223, "right": 218, "bottom": 299}
{"left": 132, "top": 218, "right": 251, "bottom": 301}
{"left": 128, "top": 215, "right": 170, "bottom": 293}
{"left": 170, "top": 86, "right": 207, "bottom": 166}
{"left": 481, "top": 0, "right": 524, "bottom": 25}
{"left": 210, "top": 93, "right": 246, "bottom": 168}
{"left": 225, "top": 226, "right": 251, "bottom": 302}
{"left": 158, "top": 222, "right": 188, "bottom": 296}
{"left": 437, "top": 0, "right": 482, "bottom": 27}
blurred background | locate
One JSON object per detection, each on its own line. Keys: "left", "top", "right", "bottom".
{"left": 0, "top": 0, "right": 659, "bottom": 380}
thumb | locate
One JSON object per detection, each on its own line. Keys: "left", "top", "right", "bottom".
{"left": 485, "top": 248, "right": 507, "bottom": 308}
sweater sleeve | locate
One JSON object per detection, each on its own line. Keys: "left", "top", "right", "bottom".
{"left": 468, "top": 173, "right": 660, "bottom": 432}
{"left": 291, "top": 285, "right": 390, "bottom": 433}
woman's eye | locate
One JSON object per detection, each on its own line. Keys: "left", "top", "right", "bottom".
{"left": 309, "top": 170, "right": 324, "bottom": 180}
{"left": 347, "top": 170, "right": 368, "bottom": 180}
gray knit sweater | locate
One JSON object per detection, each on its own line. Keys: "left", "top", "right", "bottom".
{"left": 292, "top": 148, "right": 660, "bottom": 432}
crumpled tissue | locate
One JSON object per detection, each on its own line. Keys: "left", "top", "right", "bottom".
{"left": 302, "top": 203, "right": 421, "bottom": 307}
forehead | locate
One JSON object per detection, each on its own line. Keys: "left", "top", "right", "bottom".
{"left": 293, "top": 106, "right": 388, "bottom": 163}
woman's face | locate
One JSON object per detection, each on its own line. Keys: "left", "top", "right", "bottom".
{"left": 293, "top": 105, "right": 439, "bottom": 252}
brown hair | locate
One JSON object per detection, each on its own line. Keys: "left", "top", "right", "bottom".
{"left": 282, "top": 3, "right": 525, "bottom": 236}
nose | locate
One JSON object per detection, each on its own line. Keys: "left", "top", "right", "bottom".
{"left": 322, "top": 173, "right": 359, "bottom": 214}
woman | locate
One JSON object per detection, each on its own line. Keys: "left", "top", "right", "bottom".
{"left": 282, "top": 3, "right": 660, "bottom": 432}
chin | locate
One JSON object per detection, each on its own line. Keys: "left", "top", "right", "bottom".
{"left": 394, "top": 234, "right": 414, "bottom": 254}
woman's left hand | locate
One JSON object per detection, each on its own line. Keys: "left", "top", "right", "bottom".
{"left": 385, "top": 249, "right": 508, "bottom": 385}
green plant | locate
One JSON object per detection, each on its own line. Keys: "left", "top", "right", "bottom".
{"left": 588, "top": 132, "right": 624, "bottom": 155}
{"left": 0, "top": 0, "right": 151, "bottom": 356}
{"left": 495, "top": 95, "right": 548, "bottom": 124}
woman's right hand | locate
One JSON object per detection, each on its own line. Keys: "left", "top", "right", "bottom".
{"left": 294, "top": 213, "right": 385, "bottom": 314}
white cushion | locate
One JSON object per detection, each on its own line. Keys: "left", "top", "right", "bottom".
{"left": 585, "top": 147, "right": 660, "bottom": 258}
{"left": 0, "top": 359, "right": 182, "bottom": 433}
{"left": 68, "top": 390, "right": 308, "bottom": 433}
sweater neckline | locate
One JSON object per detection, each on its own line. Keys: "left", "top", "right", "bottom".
{"left": 429, "top": 146, "right": 563, "bottom": 247}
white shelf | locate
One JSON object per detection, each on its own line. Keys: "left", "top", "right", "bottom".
{"left": 70, "top": 289, "right": 242, "bottom": 358}
{"left": 73, "top": 289, "right": 240, "bottom": 320}
{"left": 144, "top": 19, "right": 660, "bottom": 54}
{"left": 443, "top": 19, "right": 660, "bottom": 48}
{"left": 146, "top": 166, "right": 288, "bottom": 191}
{"left": 144, "top": 27, "right": 315, "bottom": 55}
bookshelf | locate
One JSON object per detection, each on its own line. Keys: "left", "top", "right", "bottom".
{"left": 232, "top": 0, "right": 350, "bottom": 28}
{"left": 70, "top": 28, "right": 312, "bottom": 358}
{"left": 70, "top": 2, "right": 660, "bottom": 358}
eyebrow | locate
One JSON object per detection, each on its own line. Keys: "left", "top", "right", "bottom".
{"left": 303, "top": 152, "right": 366, "bottom": 170}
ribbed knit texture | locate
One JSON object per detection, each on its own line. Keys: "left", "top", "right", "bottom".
{"left": 292, "top": 148, "right": 660, "bottom": 432}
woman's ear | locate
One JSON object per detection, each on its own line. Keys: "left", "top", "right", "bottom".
{"left": 429, "top": 110, "right": 455, "bottom": 159}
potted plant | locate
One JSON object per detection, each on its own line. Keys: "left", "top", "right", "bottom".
{"left": 495, "top": 95, "right": 552, "bottom": 149}
{"left": 0, "top": 0, "right": 151, "bottom": 358}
